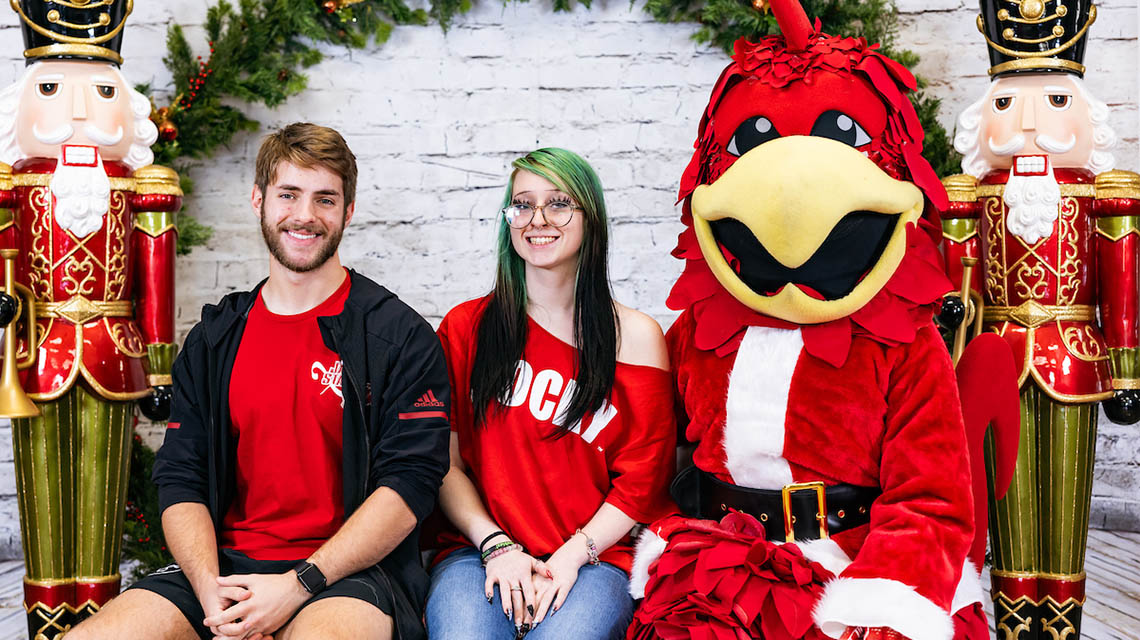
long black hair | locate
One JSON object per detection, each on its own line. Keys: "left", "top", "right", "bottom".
{"left": 470, "top": 148, "right": 619, "bottom": 435}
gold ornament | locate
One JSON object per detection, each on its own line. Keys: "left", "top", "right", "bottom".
{"left": 752, "top": 0, "right": 771, "bottom": 12}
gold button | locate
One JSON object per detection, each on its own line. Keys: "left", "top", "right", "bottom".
{"left": 790, "top": 515, "right": 797, "bottom": 524}
{"left": 1021, "top": 0, "right": 1045, "bottom": 19}
{"left": 858, "top": 506, "right": 867, "bottom": 514}
{"left": 837, "top": 509, "right": 846, "bottom": 519}
{"left": 760, "top": 513, "right": 769, "bottom": 522}
{"left": 720, "top": 503, "right": 727, "bottom": 512}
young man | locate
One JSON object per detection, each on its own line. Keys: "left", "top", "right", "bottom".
{"left": 69, "top": 122, "right": 451, "bottom": 640}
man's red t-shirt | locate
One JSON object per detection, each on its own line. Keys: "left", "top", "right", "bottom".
{"left": 219, "top": 272, "right": 352, "bottom": 560}
{"left": 435, "top": 298, "right": 677, "bottom": 573}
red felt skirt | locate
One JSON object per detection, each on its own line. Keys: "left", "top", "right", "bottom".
{"left": 628, "top": 512, "right": 836, "bottom": 640}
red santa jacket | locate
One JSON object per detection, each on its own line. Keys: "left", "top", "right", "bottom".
{"left": 661, "top": 308, "right": 977, "bottom": 639}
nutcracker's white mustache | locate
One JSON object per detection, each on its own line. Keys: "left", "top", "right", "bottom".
{"left": 1036, "top": 133, "right": 1076, "bottom": 154}
{"left": 31, "top": 123, "right": 123, "bottom": 146}
{"left": 32, "top": 123, "right": 71, "bottom": 145}
{"left": 987, "top": 132, "right": 1076, "bottom": 156}
{"left": 987, "top": 134, "right": 1025, "bottom": 156}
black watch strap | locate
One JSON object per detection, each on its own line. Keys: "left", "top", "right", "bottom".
{"left": 293, "top": 561, "right": 327, "bottom": 595}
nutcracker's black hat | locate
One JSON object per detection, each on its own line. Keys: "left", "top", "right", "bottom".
{"left": 11, "top": 0, "right": 132, "bottom": 66}
{"left": 977, "top": 0, "right": 1096, "bottom": 77}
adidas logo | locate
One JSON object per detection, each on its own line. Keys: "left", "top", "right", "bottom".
{"left": 413, "top": 389, "right": 445, "bottom": 408}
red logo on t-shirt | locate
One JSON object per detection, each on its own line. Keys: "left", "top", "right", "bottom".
{"left": 413, "top": 389, "right": 445, "bottom": 408}
{"left": 310, "top": 359, "right": 344, "bottom": 407}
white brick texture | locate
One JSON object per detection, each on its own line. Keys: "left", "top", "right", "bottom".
{"left": 0, "top": 0, "right": 1135, "bottom": 559}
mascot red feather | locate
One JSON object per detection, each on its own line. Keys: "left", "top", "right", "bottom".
{"left": 626, "top": 2, "right": 989, "bottom": 639}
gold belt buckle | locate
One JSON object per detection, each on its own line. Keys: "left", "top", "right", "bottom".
{"left": 780, "top": 481, "right": 828, "bottom": 542}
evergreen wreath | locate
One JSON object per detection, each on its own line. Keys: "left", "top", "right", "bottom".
{"left": 123, "top": 0, "right": 961, "bottom": 575}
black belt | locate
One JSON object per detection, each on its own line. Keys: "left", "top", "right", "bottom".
{"left": 670, "top": 466, "right": 880, "bottom": 542}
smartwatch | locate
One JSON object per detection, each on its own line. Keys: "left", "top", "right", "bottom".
{"left": 292, "top": 561, "right": 327, "bottom": 595}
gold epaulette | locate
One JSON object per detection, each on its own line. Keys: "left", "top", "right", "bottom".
{"left": 1095, "top": 170, "right": 1140, "bottom": 200}
{"left": 133, "top": 165, "right": 182, "bottom": 197}
{"left": 0, "top": 163, "right": 12, "bottom": 191}
{"left": 942, "top": 174, "right": 977, "bottom": 203}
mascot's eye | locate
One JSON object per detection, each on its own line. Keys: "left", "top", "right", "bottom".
{"left": 726, "top": 116, "right": 780, "bottom": 156}
{"left": 993, "top": 96, "right": 1014, "bottom": 112}
{"left": 810, "top": 111, "right": 872, "bottom": 147}
{"left": 36, "top": 83, "right": 58, "bottom": 97}
{"left": 95, "top": 85, "right": 116, "bottom": 99}
{"left": 1047, "top": 94, "right": 1071, "bottom": 110}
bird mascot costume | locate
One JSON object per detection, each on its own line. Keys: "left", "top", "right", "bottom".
{"left": 0, "top": 1, "right": 181, "bottom": 638}
{"left": 626, "top": 1, "right": 997, "bottom": 639}
{"left": 941, "top": 0, "right": 1140, "bottom": 636}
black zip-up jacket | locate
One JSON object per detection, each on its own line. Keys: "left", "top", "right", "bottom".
{"left": 152, "top": 270, "right": 450, "bottom": 635}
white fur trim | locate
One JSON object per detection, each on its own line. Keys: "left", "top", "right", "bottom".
{"left": 793, "top": 538, "right": 852, "bottom": 578}
{"left": 628, "top": 529, "right": 667, "bottom": 599}
{"left": 951, "top": 559, "right": 985, "bottom": 613}
{"left": 722, "top": 327, "right": 801, "bottom": 489}
{"left": 813, "top": 577, "right": 954, "bottom": 640}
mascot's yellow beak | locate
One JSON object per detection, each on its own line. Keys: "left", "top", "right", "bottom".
{"left": 690, "top": 135, "right": 923, "bottom": 324}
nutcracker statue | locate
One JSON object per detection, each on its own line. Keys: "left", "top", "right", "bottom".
{"left": 942, "top": 0, "right": 1140, "bottom": 636}
{"left": 0, "top": 1, "right": 181, "bottom": 638}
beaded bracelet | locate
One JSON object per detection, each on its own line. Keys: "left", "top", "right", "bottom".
{"left": 482, "top": 543, "right": 523, "bottom": 566}
{"left": 576, "top": 529, "right": 600, "bottom": 565}
{"left": 481, "top": 540, "right": 516, "bottom": 561}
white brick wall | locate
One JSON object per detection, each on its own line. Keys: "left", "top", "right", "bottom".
{"left": 0, "top": 0, "right": 1134, "bottom": 559}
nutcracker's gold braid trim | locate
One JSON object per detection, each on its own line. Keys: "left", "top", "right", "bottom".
{"left": 11, "top": 173, "right": 134, "bottom": 192}
{"left": 976, "top": 183, "right": 1096, "bottom": 198}
{"left": 991, "top": 569, "right": 1085, "bottom": 581}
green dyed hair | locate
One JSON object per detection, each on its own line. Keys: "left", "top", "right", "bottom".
{"left": 471, "top": 148, "right": 619, "bottom": 434}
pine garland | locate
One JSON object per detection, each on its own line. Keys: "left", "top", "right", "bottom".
{"left": 644, "top": 0, "right": 964, "bottom": 177}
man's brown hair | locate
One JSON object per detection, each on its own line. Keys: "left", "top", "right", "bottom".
{"left": 254, "top": 122, "right": 358, "bottom": 207}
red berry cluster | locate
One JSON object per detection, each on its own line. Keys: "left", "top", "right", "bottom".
{"left": 179, "top": 41, "right": 217, "bottom": 110}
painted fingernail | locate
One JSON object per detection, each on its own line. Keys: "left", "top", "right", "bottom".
{"left": 486, "top": 594, "right": 493, "bottom": 604}
{"left": 528, "top": 605, "right": 535, "bottom": 616}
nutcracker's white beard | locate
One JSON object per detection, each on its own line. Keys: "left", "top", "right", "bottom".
{"left": 51, "top": 159, "right": 110, "bottom": 239}
{"left": 1003, "top": 167, "right": 1061, "bottom": 245}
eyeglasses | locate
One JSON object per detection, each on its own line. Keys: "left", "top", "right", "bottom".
{"left": 500, "top": 201, "right": 581, "bottom": 229}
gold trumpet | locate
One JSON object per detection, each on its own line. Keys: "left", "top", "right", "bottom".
{"left": 0, "top": 248, "right": 38, "bottom": 418}
{"left": 951, "top": 256, "right": 985, "bottom": 366}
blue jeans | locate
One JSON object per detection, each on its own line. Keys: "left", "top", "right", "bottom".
{"left": 425, "top": 547, "right": 634, "bottom": 640}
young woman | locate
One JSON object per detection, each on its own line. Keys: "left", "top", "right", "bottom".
{"left": 426, "top": 148, "right": 676, "bottom": 639}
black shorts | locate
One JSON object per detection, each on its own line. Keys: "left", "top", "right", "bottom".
{"left": 129, "top": 548, "right": 401, "bottom": 639}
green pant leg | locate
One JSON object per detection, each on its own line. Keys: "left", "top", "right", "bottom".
{"left": 1037, "top": 394, "right": 1096, "bottom": 639}
{"left": 73, "top": 384, "right": 134, "bottom": 620}
{"left": 12, "top": 388, "right": 78, "bottom": 640}
{"left": 987, "top": 385, "right": 1042, "bottom": 640}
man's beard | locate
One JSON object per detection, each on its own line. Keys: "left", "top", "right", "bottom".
{"left": 1003, "top": 163, "right": 1061, "bottom": 245}
{"left": 50, "top": 160, "right": 110, "bottom": 239}
{"left": 259, "top": 205, "right": 344, "bottom": 273}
